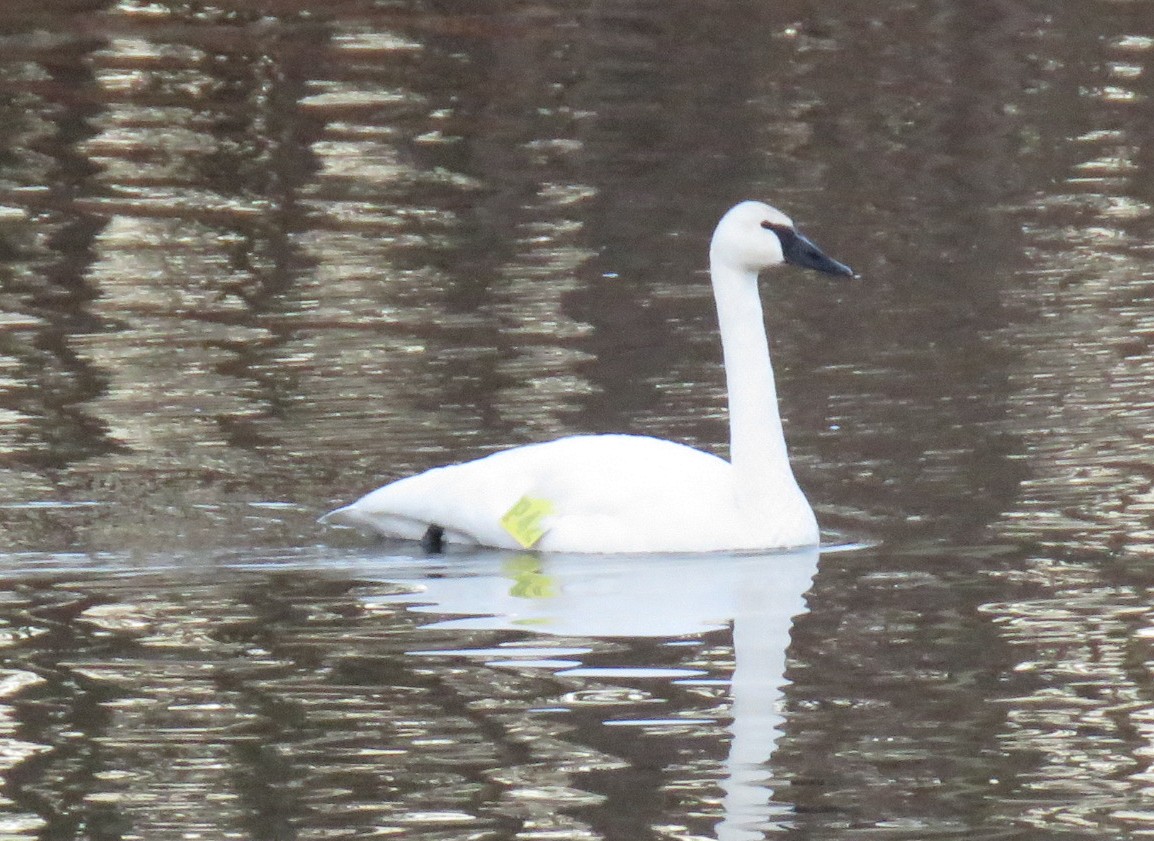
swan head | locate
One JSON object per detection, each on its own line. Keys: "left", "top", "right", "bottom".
{"left": 710, "top": 200, "right": 855, "bottom": 278}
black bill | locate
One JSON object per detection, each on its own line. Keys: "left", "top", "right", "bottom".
{"left": 779, "top": 228, "right": 856, "bottom": 278}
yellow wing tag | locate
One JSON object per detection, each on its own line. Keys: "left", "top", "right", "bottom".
{"left": 500, "top": 495, "right": 554, "bottom": 549}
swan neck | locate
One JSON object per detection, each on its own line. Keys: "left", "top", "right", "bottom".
{"left": 711, "top": 258, "right": 800, "bottom": 503}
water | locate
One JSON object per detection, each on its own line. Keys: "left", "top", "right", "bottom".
{"left": 2, "top": 0, "right": 1154, "bottom": 838}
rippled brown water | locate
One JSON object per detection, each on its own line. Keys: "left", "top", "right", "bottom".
{"left": 2, "top": 0, "right": 1154, "bottom": 839}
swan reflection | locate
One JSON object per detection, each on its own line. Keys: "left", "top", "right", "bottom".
{"left": 363, "top": 546, "right": 822, "bottom": 840}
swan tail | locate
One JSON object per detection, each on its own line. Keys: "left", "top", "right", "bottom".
{"left": 318, "top": 505, "right": 428, "bottom": 540}
{"left": 319, "top": 504, "right": 482, "bottom": 547}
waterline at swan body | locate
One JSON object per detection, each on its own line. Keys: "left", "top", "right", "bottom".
{"left": 321, "top": 201, "right": 855, "bottom": 553}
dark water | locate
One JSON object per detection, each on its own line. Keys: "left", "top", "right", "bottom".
{"left": 2, "top": 0, "right": 1154, "bottom": 838}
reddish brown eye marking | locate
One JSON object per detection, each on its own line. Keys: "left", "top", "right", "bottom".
{"left": 761, "top": 220, "right": 799, "bottom": 251}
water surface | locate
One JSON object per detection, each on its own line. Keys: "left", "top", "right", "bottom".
{"left": 2, "top": 0, "right": 1154, "bottom": 838}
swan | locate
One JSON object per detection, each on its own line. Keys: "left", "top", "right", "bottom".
{"left": 321, "top": 200, "right": 854, "bottom": 553}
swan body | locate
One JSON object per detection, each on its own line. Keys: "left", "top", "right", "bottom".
{"left": 322, "top": 201, "right": 854, "bottom": 553}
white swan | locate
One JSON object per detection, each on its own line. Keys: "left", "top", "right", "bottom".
{"left": 321, "top": 200, "right": 854, "bottom": 553}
